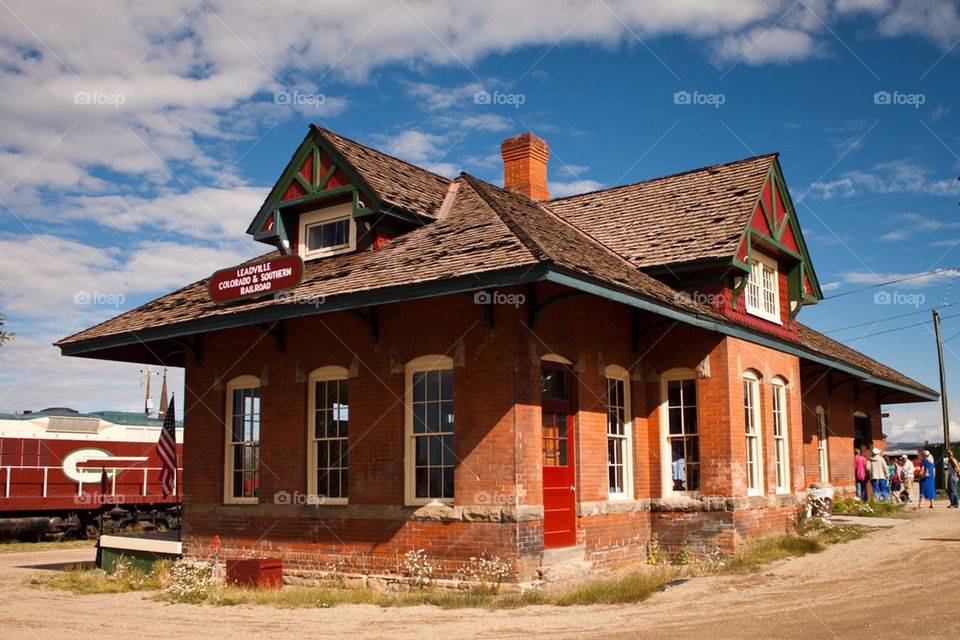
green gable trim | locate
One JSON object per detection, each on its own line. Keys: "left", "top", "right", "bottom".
{"left": 730, "top": 159, "right": 824, "bottom": 305}
{"left": 245, "top": 129, "right": 384, "bottom": 240}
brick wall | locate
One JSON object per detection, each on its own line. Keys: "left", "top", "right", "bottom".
{"left": 800, "top": 372, "right": 884, "bottom": 493}
{"left": 177, "top": 282, "right": 875, "bottom": 581}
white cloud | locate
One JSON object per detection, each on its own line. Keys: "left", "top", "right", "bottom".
{"left": 0, "top": 234, "right": 257, "bottom": 319}
{"left": 876, "top": 0, "right": 960, "bottom": 49}
{"left": 378, "top": 129, "right": 446, "bottom": 164}
{"left": 0, "top": 332, "right": 186, "bottom": 416}
{"left": 807, "top": 160, "right": 960, "bottom": 199}
{"left": 821, "top": 281, "right": 843, "bottom": 291}
{"left": 549, "top": 179, "right": 605, "bottom": 198}
{"left": 838, "top": 267, "right": 960, "bottom": 289}
{"left": 885, "top": 415, "right": 956, "bottom": 444}
{"left": 403, "top": 81, "right": 485, "bottom": 112}
{"left": 715, "top": 26, "right": 820, "bottom": 65}
{"left": 558, "top": 164, "right": 590, "bottom": 178}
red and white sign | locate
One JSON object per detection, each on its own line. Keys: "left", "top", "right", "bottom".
{"left": 208, "top": 255, "right": 304, "bottom": 304}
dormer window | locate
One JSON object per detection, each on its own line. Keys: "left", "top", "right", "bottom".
{"left": 745, "top": 253, "right": 780, "bottom": 323}
{"left": 298, "top": 203, "right": 356, "bottom": 259}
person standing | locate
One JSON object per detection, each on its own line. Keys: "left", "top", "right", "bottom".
{"left": 946, "top": 451, "right": 959, "bottom": 509}
{"left": 901, "top": 455, "right": 915, "bottom": 503}
{"left": 918, "top": 449, "right": 937, "bottom": 509}
{"left": 855, "top": 448, "right": 869, "bottom": 501}
{"left": 888, "top": 456, "right": 902, "bottom": 500}
{"left": 868, "top": 447, "right": 890, "bottom": 501}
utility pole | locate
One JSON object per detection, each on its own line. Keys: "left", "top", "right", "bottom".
{"left": 933, "top": 309, "right": 951, "bottom": 451}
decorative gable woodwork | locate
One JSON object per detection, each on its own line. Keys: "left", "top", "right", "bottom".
{"left": 729, "top": 160, "right": 822, "bottom": 327}
{"left": 247, "top": 131, "right": 377, "bottom": 253}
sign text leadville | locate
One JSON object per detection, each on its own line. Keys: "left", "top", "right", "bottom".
{"left": 208, "top": 255, "right": 304, "bottom": 304}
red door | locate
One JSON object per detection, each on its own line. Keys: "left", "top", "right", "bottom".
{"left": 541, "top": 363, "right": 576, "bottom": 549}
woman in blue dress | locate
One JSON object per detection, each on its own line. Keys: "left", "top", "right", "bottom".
{"left": 918, "top": 450, "right": 936, "bottom": 509}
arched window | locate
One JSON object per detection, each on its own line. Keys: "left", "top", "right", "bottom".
{"left": 816, "top": 405, "right": 829, "bottom": 483}
{"left": 605, "top": 365, "right": 633, "bottom": 499}
{"left": 307, "top": 366, "right": 350, "bottom": 503}
{"left": 742, "top": 370, "right": 764, "bottom": 496}
{"left": 661, "top": 368, "right": 700, "bottom": 494}
{"left": 224, "top": 375, "right": 260, "bottom": 504}
{"left": 771, "top": 377, "right": 790, "bottom": 493}
{"left": 405, "top": 355, "right": 455, "bottom": 505}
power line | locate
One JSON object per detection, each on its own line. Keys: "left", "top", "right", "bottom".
{"left": 824, "top": 304, "right": 948, "bottom": 334}
{"left": 824, "top": 267, "right": 959, "bottom": 300}
{"left": 848, "top": 309, "right": 960, "bottom": 340}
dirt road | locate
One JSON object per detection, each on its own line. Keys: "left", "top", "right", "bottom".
{"left": 2, "top": 508, "right": 959, "bottom": 640}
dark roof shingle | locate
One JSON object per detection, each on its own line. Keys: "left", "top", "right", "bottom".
{"left": 548, "top": 154, "right": 776, "bottom": 268}
{"left": 315, "top": 125, "right": 451, "bottom": 219}
{"left": 56, "top": 130, "right": 931, "bottom": 402}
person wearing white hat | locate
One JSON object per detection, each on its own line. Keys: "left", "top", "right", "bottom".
{"left": 867, "top": 447, "right": 890, "bottom": 501}
{"left": 900, "top": 455, "right": 915, "bottom": 503}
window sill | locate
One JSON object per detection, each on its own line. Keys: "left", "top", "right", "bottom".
{"left": 405, "top": 499, "right": 454, "bottom": 508}
{"left": 223, "top": 498, "right": 259, "bottom": 505}
{"left": 302, "top": 245, "right": 353, "bottom": 260}
{"left": 745, "top": 307, "right": 782, "bottom": 325}
{"left": 664, "top": 490, "right": 702, "bottom": 499}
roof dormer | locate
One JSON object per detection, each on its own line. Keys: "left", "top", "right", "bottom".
{"left": 246, "top": 126, "right": 451, "bottom": 260}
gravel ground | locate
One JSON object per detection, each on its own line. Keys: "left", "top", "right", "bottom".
{"left": 1, "top": 506, "right": 959, "bottom": 640}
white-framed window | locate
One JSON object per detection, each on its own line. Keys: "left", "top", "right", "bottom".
{"left": 816, "top": 405, "right": 830, "bottom": 484}
{"left": 606, "top": 365, "right": 633, "bottom": 499}
{"left": 660, "top": 369, "right": 700, "bottom": 495}
{"left": 771, "top": 377, "right": 790, "bottom": 493}
{"left": 742, "top": 371, "right": 764, "bottom": 496}
{"left": 404, "top": 355, "right": 455, "bottom": 505}
{"left": 745, "top": 253, "right": 781, "bottom": 323}
{"left": 298, "top": 202, "right": 356, "bottom": 259}
{"left": 224, "top": 375, "right": 260, "bottom": 504}
{"left": 307, "top": 366, "right": 349, "bottom": 504}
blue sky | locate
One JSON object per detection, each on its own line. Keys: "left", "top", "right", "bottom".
{"left": 0, "top": 0, "right": 958, "bottom": 442}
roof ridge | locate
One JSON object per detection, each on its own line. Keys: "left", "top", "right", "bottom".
{"left": 548, "top": 152, "right": 779, "bottom": 203}
{"left": 311, "top": 124, "right": 451, "bottom": 186}
{"left": 459, "top": 174, "right": 552, "bottom": 263}
{"left": 461, "top": 173, "right": 643, "bottom": 273}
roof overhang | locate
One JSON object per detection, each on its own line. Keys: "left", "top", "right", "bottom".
{"left": 543, "top": 270, "right": 936, "bottom": 403}
{"left": 59, "top": 265, "right": 935, "bottom": 404}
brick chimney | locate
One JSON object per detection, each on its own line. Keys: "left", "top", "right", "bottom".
{"left": 500, "top": 133, "right": 550, "bottom": 200}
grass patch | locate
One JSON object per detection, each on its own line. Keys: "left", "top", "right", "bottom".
{"left": 28, "top": 557, "right": 169, "bottom": 594}
{"left": 715, "top": 523, "right": 867, "bottom": 575}
{"left": 0, "top": 539, "right": 95, "bottom": 554}
{"left": 832, "top": 496, "right": 907, "bottom": 517}
{"left": 548, "top": 567, "right": 681, "bottom": 606}
{"left": 29, "top": 521, "right": 869, "bottom": 609}
{"left": 718, "top": 535, "right": 823, "bottom": 574}
{"left": 182, "top": 584, "right": 545, "bottom": 609}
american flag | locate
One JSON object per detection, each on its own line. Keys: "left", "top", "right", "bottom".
{"left": 157, "top": 394, "right": 178, "bottom": 498}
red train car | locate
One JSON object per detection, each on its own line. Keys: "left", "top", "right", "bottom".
{"left": 0, "top": 408, "right": 183, "bottom": 539}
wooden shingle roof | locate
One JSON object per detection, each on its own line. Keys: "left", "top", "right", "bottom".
{"left": 57, "top": 175, "right": 717, "bottom": 348}
{"left": 315, "top": 125, "right": 451, "bottom": 219}
{"left": 795, "top": 324, "right": 936, "bottom": 398}
{"left": 56, "top": 129, "right": 933, "bottom": 402}
{"left": 548, "top": 154, "right": 776, "bottom": 268}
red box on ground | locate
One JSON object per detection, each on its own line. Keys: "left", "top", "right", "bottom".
{"left": 225, "top": 558, "right": 283, "bottom": 588}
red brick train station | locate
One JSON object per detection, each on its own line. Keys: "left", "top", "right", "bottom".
{"left": 58, "top": 126, "right": 935, "bottom": 581}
